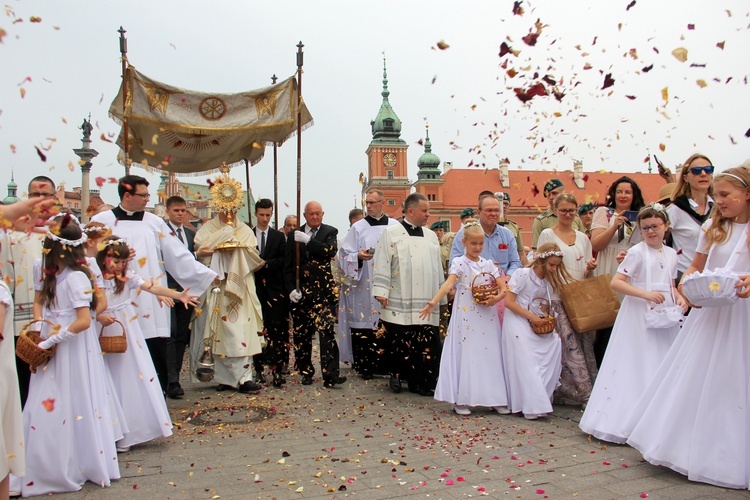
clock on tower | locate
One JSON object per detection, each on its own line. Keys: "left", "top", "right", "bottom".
{"left": 383, "top": 153, "right": 397, "bottom": 167}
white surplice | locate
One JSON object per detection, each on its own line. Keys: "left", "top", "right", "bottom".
{"left": 371, "top": 224, "right": 445, "bottom": 326}
{"left": 339, "top": 216, "right": 399, "bottom": 329}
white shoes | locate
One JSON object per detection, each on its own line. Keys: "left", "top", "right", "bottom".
{"left": 523, "top": 413, "right": 547, "bottom": 420}
{"left": 454, "top": 405, "right": 472, "bottom": 415}
{"left": 116, "top": 445, "right": 131, "bottom": 453}
{"left": 493, "top": 406, "right": 511, "bottom": 415}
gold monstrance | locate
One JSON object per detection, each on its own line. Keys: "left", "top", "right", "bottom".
{"left": 210, "top": 163, "right": 248, "bottom": 252}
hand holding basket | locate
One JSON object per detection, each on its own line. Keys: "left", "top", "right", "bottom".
{"left": 99, "top": 318, "right": 127, "bottom": 353}
{"left": 471, "top": 272, "right": 501, "bottom": 303}
{"left": 16, "top": 320, "right": 57, "bottom": 372}
{"left": 529, "top": 297, "right": 556, "bottom": 335}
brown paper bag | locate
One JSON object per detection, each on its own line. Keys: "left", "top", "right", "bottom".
{"left": 558, "top": 274, "right": 620, "bottom": 333}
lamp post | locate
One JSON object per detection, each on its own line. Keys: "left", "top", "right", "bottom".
{"left": 73, "top": 116, "right": 99, "bottom": 223}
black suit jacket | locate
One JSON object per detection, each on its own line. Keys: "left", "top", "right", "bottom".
{"left": 165, "top": 222, "right": 196, "bottom": 290}
{"left": 283, "top": 223, "right": 338, "bottom": 308}
{"left": 254, "top": 227, "right": 286, "bottom": 301}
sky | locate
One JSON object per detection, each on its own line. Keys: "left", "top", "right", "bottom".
{"left": 1, "top": 0, "right": 749, "bottom": 231}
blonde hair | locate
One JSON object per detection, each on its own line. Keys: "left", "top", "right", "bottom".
{"left": 704, "top": 166, "right": 750, "bottom": 252}
{"left": 529, "top": 242, "right": 573, "bottom": 292}
{"left": 672, "top": 153, "right": 715, "bottom": 201}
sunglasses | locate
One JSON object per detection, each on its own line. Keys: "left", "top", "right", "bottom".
{"left": 688, "top": 165, "right": 714, "bottom": 175}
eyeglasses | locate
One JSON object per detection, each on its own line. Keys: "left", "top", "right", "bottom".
{"left": 557, "top": 209, "right": 577, "bottom": 215}
{"left": 29, "top": 192, "right": 55, "bottom": 199}
{"left": 689, "top": 165, "right": 714, "bottom": 175}
{"left": 640, "top": 223, "right": 664, "bottom": 233}
{"left": 364, "top": 199, "right": 383, "bottom": 205}
{"left": 131, "top": 193, "right": 151, "bottom": 199}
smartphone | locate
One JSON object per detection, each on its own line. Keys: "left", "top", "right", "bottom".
{"left": 623, "top": 210, "right": 639, "bottom": 223}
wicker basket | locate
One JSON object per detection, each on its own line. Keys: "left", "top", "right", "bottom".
{"left": 99, "top": 319, "right": 127, "bottom": 354}
{"left": 529, "top": 297, "right": 556, "bottom": 335}
{"left": 471, "top": 272, "right": 500, "bottom": 302}
{"left": 15, "top": 320, "right": 57, "bottom": 371}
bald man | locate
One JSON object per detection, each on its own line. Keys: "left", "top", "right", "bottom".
{"left": 284, "top": 201, "right": 346, "bottom": 389}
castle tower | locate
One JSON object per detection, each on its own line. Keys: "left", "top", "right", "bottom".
{"left": 364, "top": 56, "right": 410, "bottom": 217}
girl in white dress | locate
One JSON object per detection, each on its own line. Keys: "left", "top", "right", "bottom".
{"left": 419, "top": 222, "right": 508, "bottom": 416}
{"left": 590, "top": 176, "right": 645, "bottom": 366}
{"left": 538, "top": 194, "right": 598, "bottom": 406}
{"left": 20, "top": 217, "right": 121, "bottom": 496}
{"left": 96, "top": 236, "right": 198, "bottom": 451}
{"left": 502, "top": 243, "right": 568, "bottom": 420}
{"left": 580, "top": 204, "right": 685, "bottom": 443}
{"left": 626, "top": 166, "right": 750, "bottom": 489}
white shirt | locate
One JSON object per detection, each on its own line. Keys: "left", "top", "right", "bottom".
{"left": 666, "top": 197, "right": 713, "bottom": 273}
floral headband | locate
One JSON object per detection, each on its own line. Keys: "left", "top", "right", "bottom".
{"left": 99, "top": 237, "right": 126, "bottom": 250}
{"left": 463, "top": 221, "right": 481, "bottom": 229}
{"left": 83, "top": 224, "right": 112, "bottom": 234}
{"left": 640, "top": 202, "right": 667, "bottom": 214}
{"left": 535, "top": 249, "right": 564, "bottom": 260}
{"left": 46, "top": 213, "right": 87, "bottom": 247}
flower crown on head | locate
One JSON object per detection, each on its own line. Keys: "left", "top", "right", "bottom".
{"left": 46, "top": 213, "right": 87, "bottom": 247}
{"left": 463, "top": 221, "right": 481, "bottom": 229}
{"left": 640, "top": 202, "right": 667, "bottom": 214}
{"left": 100, "top": 237, "right": 126, "bottom": 250}
{"left": 535, "top": 249, "right": 564, "bottom": 260}
{"left": 83, "top": 224, "right": 112, "bottom": 234}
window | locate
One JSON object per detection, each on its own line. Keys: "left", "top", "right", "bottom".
{"left": 386, "top": 170, "right": 394, "bottom": 179}
{"left": 427, "top": 194, "right": 436, "bottom": 201}
{"left": 387, "top": 200, "right": 395, "bottom": 206}
{"left": 384, "top": 118, "right": 394, "bottom": 130}
{"left": 442, "top": 220, "right": 450, "bottom": 232}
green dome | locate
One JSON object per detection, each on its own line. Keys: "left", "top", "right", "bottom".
{"left": 370, "top": 58, "right": 405, "bottom": 144}
{"left": 417, "top": 127, "right": 441, "bottom": 169}
{"left": 3, "top": 173, "right": 19, "bottom": 204}
{"left": 416, "top": 126, "right": 442, "bottom": 181}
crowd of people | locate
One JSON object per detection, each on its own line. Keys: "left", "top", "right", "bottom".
{"left": 0, "top": 152, "right": 749, "bottom": 495}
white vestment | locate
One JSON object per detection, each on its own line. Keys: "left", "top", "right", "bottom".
{"left": 190, "top": 216, "right": 264, "bottom": 386}
{"left": 339, "top": 217, "right": 399, "bottom": 330}
{"left": 371, "top": 223, "right": 445, "bottom": 327}
{"left": 92, "top": 210, "right": 217, "bottom": 339}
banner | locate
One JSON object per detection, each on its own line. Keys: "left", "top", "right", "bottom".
{"left": 109, "top": 66, "right": 313, "bottom": 174}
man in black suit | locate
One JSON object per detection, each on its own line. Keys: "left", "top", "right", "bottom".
{"left": 252, "top": 199, "right": 288, "bottom": 387}
{"left": 284, "top": 201, "right": 346, "bottom": 389}
{"left": 164, "top": 196, "right": 196, "bottom": 399}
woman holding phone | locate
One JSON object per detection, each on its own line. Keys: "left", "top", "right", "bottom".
{"left": 590, "top": 176, "right": 645, "bottom": 366}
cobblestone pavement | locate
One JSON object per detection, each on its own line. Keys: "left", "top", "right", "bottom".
{"left": 66, "top": 354, "right": 749, "bottom": 500}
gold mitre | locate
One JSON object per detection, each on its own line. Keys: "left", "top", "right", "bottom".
{"left": 209, "top": 162, "right": 245, "bottom": 215}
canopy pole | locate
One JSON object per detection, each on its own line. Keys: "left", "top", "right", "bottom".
{"left": 244, "top": 158, "right": 252, "bottom": 228}
{"left": 295, "top": 41, "right": 304, "bottom": 290}
{"left": 118, "top": 26, "right": 130, "bottom": 175}
{"left": 271, "top": 73, "right": 279, "bottom": 229}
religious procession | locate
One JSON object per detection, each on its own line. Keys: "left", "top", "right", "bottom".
{"left": 2, "top": 4, "right": 750, "bottom": 498}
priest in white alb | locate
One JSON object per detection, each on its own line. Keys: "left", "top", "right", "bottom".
{"left": 372, "top": 193, "right": 445, "bottom": 396}
{"left": 338, "top": 189, "right": 398, "bottom": 379}
{"left": 190, "top": 169, "right": 264, "bottom": 394}
{"left": 91, "top": 175, "right": 217, "bottom": 392}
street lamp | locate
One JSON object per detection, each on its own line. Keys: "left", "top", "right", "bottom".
{"left": 73, "top": 116, "right": 99, "bottom": 223}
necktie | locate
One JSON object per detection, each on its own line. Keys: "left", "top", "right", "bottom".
{"left": 175, "top": 227, "right": 185, "bottom": 244}
{"left": 310, "top": 228, "right": 318, "bottom": 239}
{"left": 260, "top": 230, "right": 266, "bottom": 256}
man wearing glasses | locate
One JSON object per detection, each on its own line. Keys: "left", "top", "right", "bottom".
{"left": 338, "top": 189, "right": 398, "bottom": 380}
{"left": 92, "top": 175, "right": 217, "bottom": 394}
